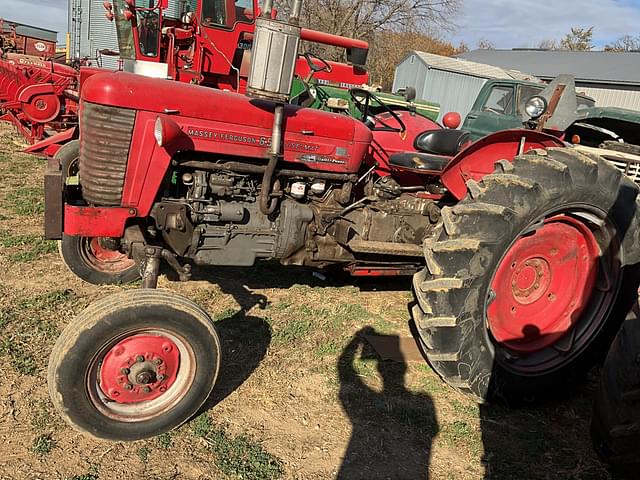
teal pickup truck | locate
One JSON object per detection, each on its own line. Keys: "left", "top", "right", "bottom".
{"left": 461, "top": 77, "right": 640, "bottom": 184}
{"left": 462, "top": 78, "right": 640, "bottom": 148}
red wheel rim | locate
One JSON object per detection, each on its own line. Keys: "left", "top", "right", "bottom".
{"left": 99, "top": 334, "right": 180, "bottom": 404}
{"left": 487, "top": 215, "right": 600, "bottom": 353}
{"left": 87, "top": 329, "right": 197, "bottom": 422}
{"left": 81, "top": 237, "right": 136, "bottom": 273}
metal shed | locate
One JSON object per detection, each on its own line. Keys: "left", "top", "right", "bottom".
{"left": 68, "top": 0, "right": 120, "bottom": 69}
{"left": 459, "top": 50, "right": 640, "bottom": 111}
{"left": 392, "top": 51, "right": 537, "bottom": 121}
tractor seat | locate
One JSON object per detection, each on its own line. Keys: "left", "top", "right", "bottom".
{"left": 414, "top": 129, "right": 471, "bottom": 156}
{"left": 388, "top": 152, "right": 451, "bottom": 174}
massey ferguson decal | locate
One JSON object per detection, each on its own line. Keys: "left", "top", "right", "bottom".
{"left": 186, "top": 127, "right": 322, "bottom": 153}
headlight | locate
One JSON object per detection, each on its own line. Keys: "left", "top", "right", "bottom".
{"left": 525, "top": 96, "right": 548, "bottom": 120}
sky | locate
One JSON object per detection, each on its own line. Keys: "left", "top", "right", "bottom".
{"left": 2, "top": 0, "right": 640, "bottom": 49}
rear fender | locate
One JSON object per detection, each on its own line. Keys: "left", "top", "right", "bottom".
{"left": 440, "top": 129, "right": 565, "bottom": 200}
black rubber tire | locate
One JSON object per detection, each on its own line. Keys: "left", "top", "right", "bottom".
{"left": 592, "top": 302, "right": 640, "bottom": 477}
{"left": 411, "top": 147, "right": 640, "bottom": 401}
{"left": 48, "top": 289, "right": 221, "bottom": 441}
{"left": 58, "top": 234, "right": 141, "bottom": 285}
{"left": 55, "top": 141, "right": 140, "bottom": 285}
{"left": 55, "top": 139, "right": 79, "bottom": 185}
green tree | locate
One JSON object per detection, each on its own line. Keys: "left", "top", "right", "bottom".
{"left": 560, "top": 26, "right": 594, "bottom": 51}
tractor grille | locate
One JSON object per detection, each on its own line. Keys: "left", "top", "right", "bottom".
{"left": 79, "top": 102, "right": 136, "bottom": 206}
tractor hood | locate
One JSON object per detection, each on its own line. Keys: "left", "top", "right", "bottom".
{"left": 80, "top": 71, "right": 373, "bottom": 174}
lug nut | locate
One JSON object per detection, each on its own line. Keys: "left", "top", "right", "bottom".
{"left": 120, "top": 367, "right": 130, "bottom": 375}
{"left": 136, "top": 355, "right": 145, "bottom": 363}
{"left": 142, "top": 386, "right": 151, "bottom": 394}
{"left": 154, "top": 358, "right": 163, "bottom": 366}
{"left": 157, "top": 374, "right": 166, "bottom": 381}
{"left": 124, "top": 383, "right": 133, "bottom": 391}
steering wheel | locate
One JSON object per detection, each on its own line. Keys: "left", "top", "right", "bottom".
{"left": 303, "top": 52, "right": 332, "bottom": 74}
{"left": 349, "top": 88, "right": 406, "bottom": 133}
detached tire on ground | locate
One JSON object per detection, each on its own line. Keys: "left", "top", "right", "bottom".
{"left": 412, "top": 147, "right": 640, "bottom": 401}
{"left": 592, "top": 303, "right": 640, "bottom": 477}
{"left": 48, "top": 289, "right": 221, "bottom": 441}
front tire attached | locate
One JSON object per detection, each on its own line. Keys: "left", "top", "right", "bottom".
{"left": 48, "top": 289, "right": 221, "bottom": 441}
{"left": 55, "top": 140, "right": 140, "bottom": 285}
{"left": 59, "top": 234, "right": 140, "bottom": 285}
{"left": 412, "top": 148, "right": 640, "bottom": 401}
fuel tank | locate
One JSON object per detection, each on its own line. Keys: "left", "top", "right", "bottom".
{"left": 81, "top": 71, "right": 373, "bottom": 174}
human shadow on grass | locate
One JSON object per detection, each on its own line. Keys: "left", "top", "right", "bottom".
{"left": 337, "top": 327, "right": 438, "bottom": 480}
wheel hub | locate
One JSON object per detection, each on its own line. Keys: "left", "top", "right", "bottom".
{"left": 487, "top": 215, "right": 600, "bottom": 353}
{"left": 99, "top": 334, "right": 180, "bottom": 404}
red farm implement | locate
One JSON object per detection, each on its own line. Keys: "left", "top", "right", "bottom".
{"left": 0, "top": 53, "right": 78, "bottom": 147}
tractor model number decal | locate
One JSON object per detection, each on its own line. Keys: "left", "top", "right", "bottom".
{"left": 186, "top": 127, "right": 321, "bottom": 153}
{"left": 298, "top": 154, "right": 346, "bottom": 165}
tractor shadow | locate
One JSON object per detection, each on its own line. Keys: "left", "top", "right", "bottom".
{"left": 182, "top": 261, "right": 414, "bottom": 421}
{"left": 336, "top": 327, "right": 438, "bottom": 479}
{"left": 478, "top": 382, "right": 609, "bottom": 479}
{"left": 177, "top": 260, "right": 413, "bottom": 294}
{"left": 199, "top": 310, "right": 272, "bottom": 412}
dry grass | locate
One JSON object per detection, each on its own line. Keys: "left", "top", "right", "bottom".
{"left": 0, "top": 124, "right": 611, "bottom": 479}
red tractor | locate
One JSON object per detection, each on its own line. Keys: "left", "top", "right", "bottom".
{"left": 45, "top": 3, "right": 640, "bottom": 441}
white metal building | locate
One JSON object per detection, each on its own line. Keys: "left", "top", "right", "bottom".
{"left": 392, "top": 51, "right": 538, "bottom": 121}
{"left": 68, "top": 0, "right": 120, "bottom": 69}
{"left": 459, "top": 50, "right": 640, "bottom": 111}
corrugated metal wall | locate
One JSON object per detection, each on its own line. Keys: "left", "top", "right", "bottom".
{"left": 69, "top": 0, "right": 119, "bottom": 69}
{"left": 577, "top": 86, "right": 640, "bottom": 111}
{"left": 393, "top": 56, "right": 488, "bottom": 121}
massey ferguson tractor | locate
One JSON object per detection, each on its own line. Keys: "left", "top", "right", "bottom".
{"left": 44, "top": 1, "right": 640, "bottom": 442}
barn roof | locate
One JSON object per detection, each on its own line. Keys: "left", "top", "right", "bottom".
{"left": 458, "top": 49, "right": 640, "bottom": 87}
{"left": 406, "top": 51, "right": 538, "bottom": 82}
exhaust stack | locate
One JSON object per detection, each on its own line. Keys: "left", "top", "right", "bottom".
{"left": 246, "top": 0, "right": 303, "bottom": 103}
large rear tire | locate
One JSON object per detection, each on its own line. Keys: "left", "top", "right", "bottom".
{"left": 48, "top": 289, "right": 221, "bottom": 441}
{"left": 411, "top": 148, "right": 640, "bottom": 401}
{"left": 592, "top": 303, "right": 640, "bottom": 477}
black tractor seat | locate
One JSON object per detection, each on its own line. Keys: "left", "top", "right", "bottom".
{"left": 414, "top": 128, "right": 471, "bottom": 156}
{"left": 388, "top": 152, "right": 451, "bottom": 174}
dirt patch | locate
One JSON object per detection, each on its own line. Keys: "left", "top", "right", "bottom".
{"left": 0, "top": 125, "right": 611, "bottom": 479}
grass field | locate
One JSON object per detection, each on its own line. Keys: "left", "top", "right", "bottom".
{"left": 0, "top": 124, "right": 612, "bottom": 479}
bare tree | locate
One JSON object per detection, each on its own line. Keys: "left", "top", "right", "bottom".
{"left": 296, "top": 0, "right": 461, "bottom": 41}
{"left": 477, "top": 38, "right": 495, "bottom": 50}
{"left": 536, "top": 38, "right": 558, "bottom": 50}
{"left": 604, "top": 34, "right": 640, "bottom": 52}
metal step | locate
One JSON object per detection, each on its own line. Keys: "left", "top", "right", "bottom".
{"left": 347, "top": 240, "right": 424, "bottom": 257}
